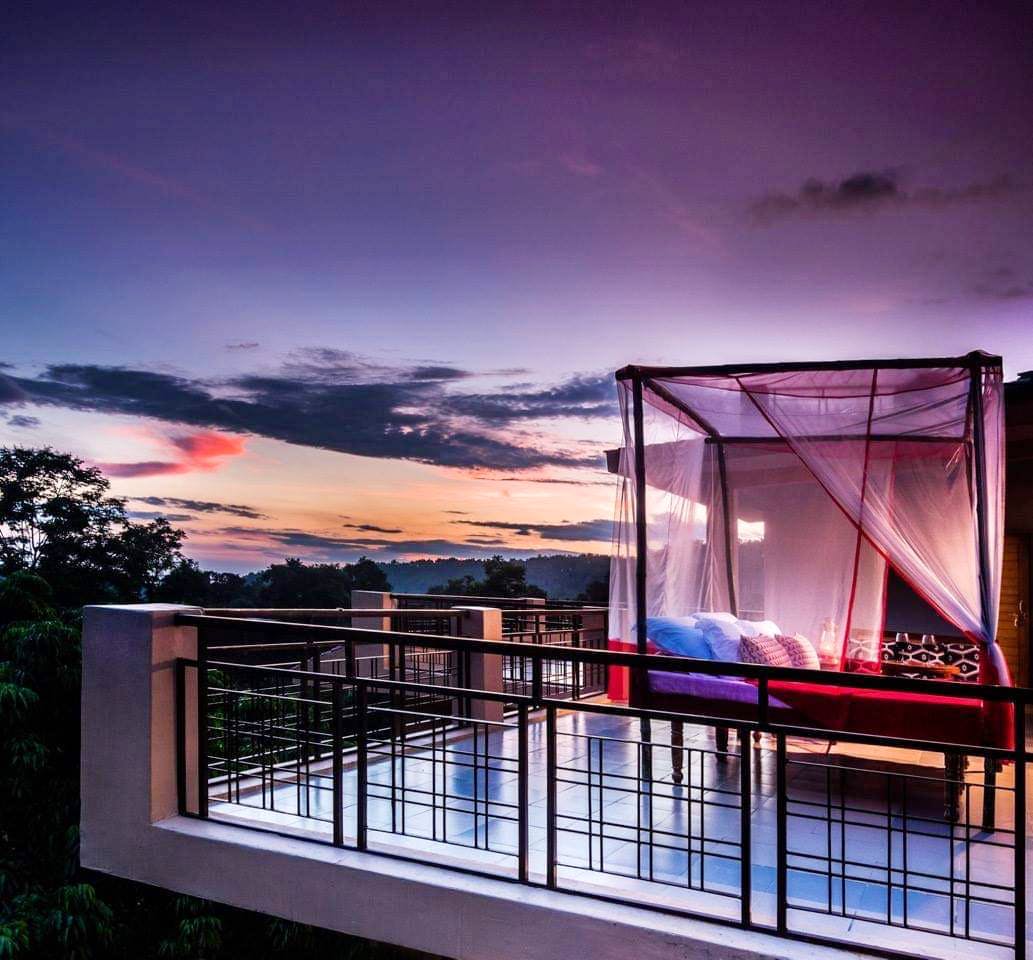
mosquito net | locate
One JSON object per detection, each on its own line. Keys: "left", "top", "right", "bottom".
{"left": 609, "top": 353, "right": 1006, "bottom": 682}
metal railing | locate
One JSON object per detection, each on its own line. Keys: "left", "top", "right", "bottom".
{"left": 174, "top": 612, "right": 1029, "bottom": 960}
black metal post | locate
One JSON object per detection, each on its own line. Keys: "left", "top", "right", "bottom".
{"left": 1014, "top": 702, "right": 1026, "bottom": 960}
{"left": 518, "top": 703, "right": 529, "bottom": 882}
{"left": 332, "top": 682, "right": 344, "bottom": 847}
{"left": 631, "top": 375, "right": 652, "bottom": 765}
{"left": 197, "top": 629, "right": 209, "bottom": 819}
{"left": 776, "top": 732, "right": 788, "bottom": 934}
{"left": 356, "top": 680, "right": 368, "bottom": 851}
{"left": 968, "top": 365, "right": 995, "bottom": 644}
{"left": 739, "top": 728, "right": 752, "bottom": 927}
{"left": 532, "top": 657, "right": 543, "bottom": 706}
{"left": 546, "top": 704, "right": 557, "bottom": 889}
{"left": 716, "top": 440, "right": 738, "bottom": 617}
{"left": 175, "top": 658, "right": 186, "bottom": 815}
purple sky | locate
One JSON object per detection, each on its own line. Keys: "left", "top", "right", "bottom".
{"left": 2, "top": 1, "right": 1032, "bottom": 570}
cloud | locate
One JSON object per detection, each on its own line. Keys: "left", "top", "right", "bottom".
{"left": 97, "top": 430, "right": 246, "bottom": 478}
{"left": 750, "top": 171, "right": 1023, "bottom": 224}
{"left": 342, "top": 522, "right": 404, "bottom": 534}
{"left": 214, "top": 525, "right": 538, "bottom": 559}
{"left": 128, "top": 510, "right": 195, "bottom": 522}
{"left": 560, "top": 154, "right": 603, "bottom": 177}
{"left": 445, "top": 374, "right": 614, "bottom": 423}
{"left": 457, "top": 518, "right": 613, "bottom": 542}
{"left": 972, "top": 266, "right": 1033, "bottom": 301}
{"left": 10, "top": 352, "right": 613, "bottom": 470}
{"left": 130, "top": 496, "right": 269, "bottom": 520}
{"left": 6, "top": 414, "right": 40, "bottom": 428}
{"left": 226, "top": 341, "right": 260, "bottom": 351}
{"left": 0, "top": 375, "right": 28, "bottom": 404}
{"left": 491, "top": 475, "right": 613, "bottom": 486}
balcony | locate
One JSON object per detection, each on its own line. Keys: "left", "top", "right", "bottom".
{"left": 80, "top": 599, "right": 1030, "bottom": 960}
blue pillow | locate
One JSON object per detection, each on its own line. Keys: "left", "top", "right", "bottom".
{"left": 695, "top": 617, "right": 743, "bottom": 661}
{"left": 645, "top": 617, "right": 712, "bottom": 659}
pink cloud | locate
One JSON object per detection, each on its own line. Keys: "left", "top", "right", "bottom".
{"left": 98, "top": 430, "right": 247, "bottom": 478}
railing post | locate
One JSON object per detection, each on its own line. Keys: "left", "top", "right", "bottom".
{"left": 457, "top": 607, "right": 504, "bottom": 723}
{"left": 546, "top": 704, "right": 557, "bottom": 889}
{"left": 197, "top": 625, "right": 209, "bottom": 819}
{"left": 175, "top": 657, "right": 187, "bottom": 815}
{"left": 1014, "top": 700, "right": 1026, "bottom": 960}
{"left": 775, "top": 731, "right": 788, "bottom": 935}
{"left": 332, "top": 682, "right": 344, "bottom": 847}
{"left": 356, "top": 679, "right": 368, "bottom": 851}
{"left": 739, "top": 725, "right": 752, "bottom": 927}
{"left": 518, "top": 703, "right": 529, "bottom": 882}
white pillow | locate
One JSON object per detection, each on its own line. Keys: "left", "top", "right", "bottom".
{"left": 692, "top": 611, "right": 738, "bottom": 624}
{"left": 739, "top": 618, "right": 781, "bottom": 638}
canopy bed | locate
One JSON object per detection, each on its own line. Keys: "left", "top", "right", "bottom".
{"left": 607, "top": 352, "right": 1011, "bottom": 824}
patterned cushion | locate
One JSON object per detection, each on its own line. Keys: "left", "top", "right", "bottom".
{"left": 739, "top": 634, "right": 792, "bottom": 667}
{"left": 776, "top": 633, "right": 820, "bottom": 671}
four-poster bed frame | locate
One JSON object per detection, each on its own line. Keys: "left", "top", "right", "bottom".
{"left": 610, "top": 353, "right": 1012, "bottom": 824}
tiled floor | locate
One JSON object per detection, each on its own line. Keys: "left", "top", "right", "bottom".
{"left": 209, "top": 708, "right": 1027, "bottom": 960}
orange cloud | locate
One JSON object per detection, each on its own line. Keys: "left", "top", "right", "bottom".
{"left": 98, "top": 430, "right": 247, "bottom": 478}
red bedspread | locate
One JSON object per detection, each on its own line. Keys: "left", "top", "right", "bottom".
{"left": 645, "top": 671, "right": 1013, "bottom": 750}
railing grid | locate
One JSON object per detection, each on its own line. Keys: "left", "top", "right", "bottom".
{"left": 174, "top": 612, "right": 1030, "bottom": 960}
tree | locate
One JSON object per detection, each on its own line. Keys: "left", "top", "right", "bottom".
{"left": 0, "top": 447, "right": 184, "bottom": 608}
{"left": 428, "top": 556, "right": 546, "bottom": 599}
{"left": 252, "top": 557, "right": 391, "bottom": 609}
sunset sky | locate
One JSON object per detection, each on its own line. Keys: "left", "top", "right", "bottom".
{"left": 2, "top": 1, "right": 1031, "bottom": 572}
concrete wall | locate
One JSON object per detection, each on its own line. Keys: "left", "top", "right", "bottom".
{"left": 80, "top": 604, "right": 856, "bottom": 960}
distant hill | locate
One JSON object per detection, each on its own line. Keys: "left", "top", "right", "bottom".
{"left": 378, "top": 553, "right": 609, "bottom": 600}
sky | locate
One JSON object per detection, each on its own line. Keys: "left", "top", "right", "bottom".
{"left": 1, "top": 0, "right": 1031, "bottom": 572}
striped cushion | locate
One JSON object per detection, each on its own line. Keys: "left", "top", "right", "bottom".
{"left": 776, "top": 634, "right": 820, "bottom": 671}
{"left": 739, "top": 634, "right": 791, "bottom": 667}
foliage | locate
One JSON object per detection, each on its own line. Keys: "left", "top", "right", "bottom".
{"left": 428, "top": 555, "right": 546, "bottom": 599}
{"left": 576, "top": 577, "right": 609, "bottom": 603}
{"left": 0, "top": 567, "right": 442, "bottom": 959}
{"left": 0, "top": 447, "right": 185, "bottom": 609}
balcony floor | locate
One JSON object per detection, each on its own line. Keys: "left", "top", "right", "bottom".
{"left": 208, "top": 707, "right": 1027, "bottom": 960}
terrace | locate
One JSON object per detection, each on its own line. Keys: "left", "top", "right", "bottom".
{"left": 80, "top": 592, "right": 1031, "bottom": 960}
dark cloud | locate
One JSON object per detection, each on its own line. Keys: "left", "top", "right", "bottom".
{"left": 6, "top": 414, "right": 40, "bottom": 428}
{"left": 342, "top": 522, "right": 404, "bottom": 534}
{"left": 9, "top": 353, "right": 612, "bottom": 470}
{"left": 457, "top": 518, "right": 613, "bottom": 542}
{"left": 750, "top": 172, "right": 1023, "bottom": 224}
{"left": 0, "top": 375, "right": 28, "bottom": 404}
{"left": 446, "top": 374, "right": 614, "bottom": 422}
{"left": 128, "top": 510, "right": 195, "bottom": 522}
{"left": 130, "top": 496, "right": 269, "bottom": 519}
{"left": 226, "top": 341, "right": 260, "bottom": 351}
{"left": 972, "top": 267, "right": 1033, "bottom": 301}
{"left": 216, "top": 525, "right": 534, "bottom": 558}
{"left": 492, "top": 475, "right": 613, "bottom": 486}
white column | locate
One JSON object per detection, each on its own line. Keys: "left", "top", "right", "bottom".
{"left": 80, "top": 604, "right": 200, "bottom": 871}
{"left": 456, "top": 606, "right": 504, "bottom": 723}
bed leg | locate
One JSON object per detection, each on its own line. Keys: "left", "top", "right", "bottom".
{"left": 944, "top": 752, "right": 963, "bottom": 823}
{"left": 715, "top": 725, "right": 730, "bottom": 758}
{"left": 981, "top": 758, "right": 998, "bottom": 830}
{"left": 671, "top": 720, "right": 684, "bottom": 784}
